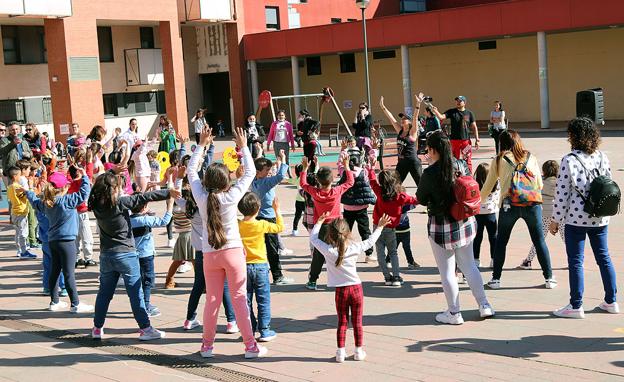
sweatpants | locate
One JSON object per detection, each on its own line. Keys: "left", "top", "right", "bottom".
{"left": 49, "top": 239, "right": 80, "bottom": 306}
{"left": 11, "top": 214, "right": 28, "bottom": 254}
{"left": 376, "top": 227, "right": 400, "bottom": 279}
{"left": 335, "top": 284, "right": 364, "bottom": 348}
{"left": 76, "top": 212, "right": 94, "bottom": 261}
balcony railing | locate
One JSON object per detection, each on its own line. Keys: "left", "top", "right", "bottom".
{"left": 0, "top": 0, "right": 72, "bottom": 17}
{"left": 184, "top": 0, "right": 234, "bottom": 22}
{"left": 124, "top": 48, "right": 164, "bottom": 86}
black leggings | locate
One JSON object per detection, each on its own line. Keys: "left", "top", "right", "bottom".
{"left": 166, "top": 220, "right": 173, "bottom": 240}
{"left": 309, "top": 224, "right": 328, "bottom": 282}
{"left": 293, "top": 201, "right": 305, "bottom": 231}
{"left": 343, "top": 209, "right": 372, "bottom": 256}
{"left": 396, "top": 157, "right": 422, "bottom": 186}
{"left": 195, "top": 133, "right": 200, "bottom": 145}
{"left": 49, "top": 240, "right": 79, "bottom": 306}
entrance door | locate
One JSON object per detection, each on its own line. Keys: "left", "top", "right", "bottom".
{"left": 201, "top": 72, "right": 231, "bottom": 134}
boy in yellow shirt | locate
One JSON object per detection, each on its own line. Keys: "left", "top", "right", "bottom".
{"left": 238, "top": 192, "right": 284, "bottom": 342}
{"left": 6, "top": 166, "right": 36, "bottom": 259}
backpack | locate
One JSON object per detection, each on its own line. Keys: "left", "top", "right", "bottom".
{"left": 504, "top": 153, "right": 542, "bottom": 206}
{"left": 569, "top": 152, "right": 621, "bottom": 218}
{"left": 449, "top": 161, "right": 481, "bottom": 221}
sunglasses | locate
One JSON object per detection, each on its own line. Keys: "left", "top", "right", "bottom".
{"left": 25, "top": 129, "right": 32, "bottom": 132}
{"left": 0, "top": 129, "right": 6, "bottom": 132}
{"left": 359, "top": 107, "right": 366, "bottom": 110}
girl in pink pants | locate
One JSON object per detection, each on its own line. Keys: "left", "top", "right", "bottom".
{"left": 188, "top": 126, "right": 267, "bottom": 359}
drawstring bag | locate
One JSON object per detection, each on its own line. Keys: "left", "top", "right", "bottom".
{"left": 504, "top": 153, "right": 542, "bottom": 206}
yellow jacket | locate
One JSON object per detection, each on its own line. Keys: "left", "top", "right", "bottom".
{"left": 7, "top": 183, "right": 29, "bottom": 216}
{"left": 238, "top": 214, "right": 284, "bottom": 264}
{"left": 480, "top": 152, "right": 543, "bottom": 208}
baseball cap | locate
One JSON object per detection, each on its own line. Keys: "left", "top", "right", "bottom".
{"left": 455, "top": 96, "right": 467, "bottom": 102}
{"left": 398, "top": 113, "right": 412, "bottom": 121}
{"left": 48, "top": 172, "right": 70, "bottom": 188}
{"left": 133, "top": 139, "right": 143, "bottom": 149}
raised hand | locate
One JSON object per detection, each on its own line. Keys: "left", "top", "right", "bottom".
{"left": 378, "top": 213, "right": 392, "bottom": 228}
{"left": 199, "top": 126, "right": 213, "bottom": 147}
{"left": 379, "top": 96, "right": 385, "bottom": 108}
{"left": 234, "top": 127, "right": 247, "bottom": 148}
{"left": 278, "top": 149, "right": 286, "bottom": 164}
{"left": 168, "top": 188, "right": 182, "bottom": 200}
{"left": 414, "top": 92, "right": 425, "bottom": 104}
{"left": 272, "top": 196, "right": 280, "bottom": 212}
{"left": 301, "top": 156, "right": 309, "bottom": 171}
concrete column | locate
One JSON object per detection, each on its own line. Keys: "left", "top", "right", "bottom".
{"left": 400, "top": 45, "right": 413, "bottom": 116}
{"left": 537, "top": 31, "right": 550, "bottom": 129}
{"left": 250, "top": 60, "right": 259, "bottom": 111}
{"left": 226, "top": 22, "right": 248, "bottom": 129}
{"left": 160, "top": 21, "right": 189, "bottom": 137}
{"left": 291, "top": 56, "right": 302, "bottom": 114}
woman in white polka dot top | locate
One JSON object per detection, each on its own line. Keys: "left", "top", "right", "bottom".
{"left": 550, "top": 117, "right": 618, "bottom": 319}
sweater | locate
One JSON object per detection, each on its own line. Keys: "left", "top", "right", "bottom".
{"left": 480, "top": 151, "right": 543, "bottom": 207}
{"left": 26, "top": 175, "right": 90, "bottom": 241}
{"left": 68, "top": 178, "right": 88, "bottom": 213}
{"left": 368, "top": 167, "right": 418, "bottom": 227}
{"left": 339, "top": 167, "right": 376, "bottom": 207}
{"left": 251, "top": 163, "right": 288, "bottom": 219}
{"left": 541, "top": 176, "right": 556, "bottom": 217}
{"left": 300, "top": 168, "right": 354, "bottom": 223}
{"left": 310, "top": 221, "right": 382, "bottom": 287}
{"left": 238, "top": 214, "right": 284, "bottom": 263}
{"left": 8, "top": 183, "right": 29, "bottom": 216}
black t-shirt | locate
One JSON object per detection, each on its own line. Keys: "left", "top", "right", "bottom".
{"left": 397, "top": 129, "right": 417, "bottom": 160}
{"left": 444, "top": 108, "right": 475, "bottom": 140}
{"left": 298, "top": 118, "right": 319, "bottom": 143}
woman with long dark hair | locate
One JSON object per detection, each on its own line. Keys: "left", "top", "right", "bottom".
{"left": 480, "top": 130, "right": 555, "bottom": 289}
{"left": 416, "top": 130, "right": 493, "bottom": 325}
{"left": 490, "top": 101, "right": 506, "bottom": 154}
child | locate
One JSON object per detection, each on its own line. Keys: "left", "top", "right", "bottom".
{"left": 89, "top": 172, "right": 175, "bottom": 340}
{"left": 147, "top": 150, "right": 161, "bottom": 186}
{"left": 337, "top": 136, "right": 361, "bottom": 177}
{"left": 300, "top": 155, "right": 354, "bottom": 290}
{"left": 164, "top": 182, "right": 195, "bottom": 289}
{"left": 519, "top": 160, "right": 565, "bottom": 269}
{"left": 310, "top": 211, "right": 391, "bottom": 363}
{"left": 130, "top": 195, "right": 173, "bottom": 316}
{"left": 367, "top": 160, "right": 418, "bottom": 286}
{"left": 395, "top": 204, "right": 419, "bottom": 269}
{"left": 68, "top": 166, "right": 96, "bottom": 268}
{"left": 290, "top": 164, "right": 306, "bottom": 236}
{"left": 238, "top": 193, "right": 284, "bottom": 342}
{"left": 25, "top": 171, "right": 93, "bottom": 312}
{"left": 473, "top": 163, "right": 499, "bottom": 269}
{"left": 7, "top": 167, "right": 36, "bottom": 259}
{"left": 22, "top": 160, "right": 40, "bottom": 249}
{"left": 250, "top": 151, "right": 293, "bottom": 285}
{"left": 132, "top": 138, "right": 158, "bottom": 192}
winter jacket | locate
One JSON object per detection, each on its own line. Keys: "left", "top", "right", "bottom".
{"left": 339, "top": 168, "right": 376, "bottom": 207}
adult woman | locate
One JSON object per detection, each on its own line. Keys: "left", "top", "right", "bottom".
{"left": 267, "top": 110, "right": 295, "bottom": 175}
{"left": 379, "top": 94, "right": 423, "bottom": 185}
{"left": 416, "top": 130, "right": 494, "bottom": 324}
{"left": 158, "top": 115, "right": 177, "bottom": 154}
{"left": 243, "top": 114, "right": 266, "bottom": 159}
{"left": 550, "top": 117, "right": 618, "bottom": 318}
{"left": 480, "top": 130, "right": 555, "bottom": 289}
{"left": 191, "top": 110, "right": 206, "bottom": 144}
{"left": 24, "top": 123, "right": 46, "bottom": 158}
{"left": 297, "top": 110, "right": 320, "bottom": 161}
{"left": 490, "top": 101, "right": 506, "bottom": 154}
{"left": 352, "top": 102, "right": 373, "bottom": 155}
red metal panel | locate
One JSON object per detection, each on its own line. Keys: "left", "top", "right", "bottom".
{"left": 439, "top": 5, "right": 503, "bottom": 41}
{"left": 500, "top": 0, "right": 571, "bottom": 35}
{"left": 569, "top": 0, "right": 624, "bottom": 28}
{"left": 244, "top": 31, "right": 288, "bottom": 59}
{"left": 285, "top": 25, "right": 335, "bottom": 57}
{"left": 381, "top": 12, "right": 442, "bottom": 46}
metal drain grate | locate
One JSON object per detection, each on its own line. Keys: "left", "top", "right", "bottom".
{"left": 0, "top": 316, "right": 276, "bottom": 382}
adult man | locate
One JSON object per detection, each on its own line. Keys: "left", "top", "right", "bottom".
{"left": 432, "top": 96, "right": 479, "bottom": 172}
{"left": 0, "top": 122, "right": 32, "bottom": 196}
{"left": 66, "top": 122, "right": 83, "bottom": 156}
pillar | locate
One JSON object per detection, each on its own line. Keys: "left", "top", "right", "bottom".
{"left": 160, "top": 21, "right": 189, "bottom": 137}
{"left": 291, "top": 56, "right": 302, "bottom": 114}
{"left": 226, "top": 22, "right": 248, "bottom": 129}
{"left": 400, "top": 45, "right": 413, "bottom": 116}
{"left": 537, "top": 31, "right": 550, "bottom": 129}
{"left": 250, "top": 60, "right": 259, "bottom": 111}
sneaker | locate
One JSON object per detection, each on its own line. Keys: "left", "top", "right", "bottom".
{"left": 259, "top": 329, "right": 277, "bottom": 342}
{"left": 545, "top": 278, "right": 558, "bottom": 289}
{"left": 354, "top": 347, "right": 367, "bottom": 361}
{"left": 474, "top": 259, "right": 481, "bottom": 268}
{"left": 200, "top": 344, "right": 214, "bottom": 358}
{"left": 244, "top": 344, "right": 268, "bottom": 359}
{"left": 386, "top": 262, "right": 391, "bottom": 269}
{"left": 167, "top": 238, "right": 175, "bottom": 248}
{"left": 291, "top": 230, "right": 298, "bottom": 236}
{"left": 165, "top": 280, "right": 177, "bottom": 289}
{"left": 305, "top": 281, "right": 317, "bottom": 290}
{"left": 147, "top": 305, "right": 161, "bottom": 317}
{"left": 85, "top": 259, "right": 98, "bottom": 267}
{"left": 226, "top": 321, "right": 239, "bottom": 334}
{"left": 391, "top": 276, "right": 403, "bottom": 287}
{"left": 407, "top": 262, "right": 420, "bottom": 270}
{"left": 553, "top": 304, "right": 585, "bottom": 319}
{"left": 384, "top": 275, "right": 393, "bottom": 286}
{"left": 517, "top": 259, "right": 532, "bottom": 270}
{"left": 486, "top": 279, "right": 501, "bottom": 289}
{"left": 19, "top": 251, "right": 37, "bottom": 260}
{"left": 435, "top": 310, "right": 464, "bottom": 325}
{"left": 335, "top": 348, "right": 346, "bottom": 363}
{"left": 598, "top": 301, "right": 620, "bottom": 314}
{"left": 177, "top": 262, "right": 192, "bottom": 273}
{"left": 139, "top": 326, "right": 166, "bottom": 340}
{"left": 30, "top": 242, "right": 42, "bottom": 249}
{"left": 70, "top": 303, "right": 94, "bottom": 314}
{"left": 479, "top": 303, "right": 495, "bottom": 318}
{"left": 92, "top": 326, "right": 104, "bottom": 340}
{"left": 279, "top": 248, "right": 294, "bottom": 256}
{"left": 274, "top": 276, "right": 295, "bottom": 285}
{"left": 59, "top": 288, "right": 68, "bottom": 297}
{"left": 75, "top": 258, "right": 86, "bottom": 268}
{"left": 183, "top": 317, "right": 201, "bottom": 330}
{"left": 49, "top": 301, "right": 68, "bottom": 311}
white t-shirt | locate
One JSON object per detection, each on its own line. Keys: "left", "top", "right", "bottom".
{"left": 490, "top": 110, "right": 506, "bottom": 129}
{"left": 193, "top": 117, "right": 206, "bottom": 134}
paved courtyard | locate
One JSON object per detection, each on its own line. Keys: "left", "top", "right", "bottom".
{"left": 1, "top": 132, "right": 624, "bottom": 381}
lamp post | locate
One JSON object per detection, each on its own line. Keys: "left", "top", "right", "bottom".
{"left": 356, "top": 0, "right": 371, "bottom": 108}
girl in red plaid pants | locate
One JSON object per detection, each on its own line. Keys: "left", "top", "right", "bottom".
{"left": 310, "top": 211, "right": 391, "bottom": 363}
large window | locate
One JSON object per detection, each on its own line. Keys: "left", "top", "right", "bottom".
{"left": 97, "top": 26, "right": 114, "bottom": 63}
{"left": 265, "top": 6, "right": 280, "bottom": 30}
{"left": 1, "top": 26, "right": 47, "bottom": 65}
{"left": 103, "top": 91, "right": 165, "bottom": 117}
{"left": 400, "top": 0, "right": 427, "bottom": 13}
{"left": 339, "top": 53, "right": 356, "bottom": 73}
{"left": 306, "top": 56, "right": 321, "bottom": 76}
{"left": 140, "top": 27, "right": 154, "bottom": 49}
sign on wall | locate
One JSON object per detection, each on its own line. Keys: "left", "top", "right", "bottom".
{"left": 69, "top": 57, "right": 100, "bottom": 81}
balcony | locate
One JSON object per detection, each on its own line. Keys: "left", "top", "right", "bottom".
{"left": 183, "top": 0, "right": 234, "bottom": 22}
{"left": 0, "top": 0, "right": 72, "bottom": 17}
{"left": 124, "top": 48, "right": 164, "bottom": 86}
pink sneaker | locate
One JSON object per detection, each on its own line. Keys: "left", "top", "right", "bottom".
{"left": 200, "top": 344, "right": 214, "bottom": 358}
{"left": 91, "top": 326, "right": 103, "bottom": 339}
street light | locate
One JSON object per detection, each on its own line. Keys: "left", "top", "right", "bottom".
{"left": 356, "top": 0, "right": 371, "bottom": 108}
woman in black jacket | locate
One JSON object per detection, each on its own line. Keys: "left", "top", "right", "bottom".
{"left": 243, "top": 114, "right": 266, "bottom": 158}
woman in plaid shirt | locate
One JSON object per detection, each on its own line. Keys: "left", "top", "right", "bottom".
{"left": 416, "top": 131, "right": 494, "bottom": 325}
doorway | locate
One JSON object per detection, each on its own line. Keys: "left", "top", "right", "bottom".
{"left": 201, "top": 72, "right": 231, "bottom": 134}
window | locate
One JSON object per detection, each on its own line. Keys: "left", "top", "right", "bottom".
{"left": 478, "top": 40, "right": 497, "bottom": 50}
{"left": 1, "top": 26, "right": 47, "bottom": 65}
{"left": 339, "top": 53, "right": 356, "bottom": 73}
{"left": 103, "top": 94, "right": 118, "bottom": 116}
{"left": 140, "top": 27, "right": 154, "bottom": 49}
{"left": 306, "top": 56, "right": 321, "bottom": 76}
{"left": 265, "top": 6, "right": 280, "bottom": 30}
{"left": 400, "top": 0, "right": 427, "bottom": 13}
{"left": 331, "top": 18, "right": 342, "bottom": 24}
{"left": 373, "top": 50, "right": 396, "bottom": 60}
{"left": 103, "top": 91, "right": 165, "bottom": 118}
{"left": 347, "top": 18, "right": 357, "bottom": 22}
{"left": 97, "top": 27, "right": 114, "bottom": 62}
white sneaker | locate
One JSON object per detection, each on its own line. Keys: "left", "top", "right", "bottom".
{"left": 553, "top": 304, "right": 585, "bottom": 319}
{"left": 200, "top": 344, "right": 214, "bottom": 358}
{"left": 92, "top": 326, "right": 104, "bottom": 339}
{"left": 139, "top": 326, "right": 166, "bottom": 340}
{"left": 49, "top": 301, "right": 68, "bottom": 312}
{"left": 177, "top": 262, "right": 192, "bottom": 273}
{"left": 183, "top": 318, "right": 201, "bottom": 330}
{"left": 226, "top": 321, "right": 239, "bottom": 334}
{"left": 545, "top": 278, "right": 558, "bottom": 289}
{"left": 479, "top": 303, "right": 495, "bottom": 318}
{"left": 244, "top": 344, "right": 268, "bottom": 359}
{"left": 354, "top": 347, "right": 366, "bottom": 361}
{"left": 279, "top": 248, "right": 294, "bottom": 256}
{"left": 335, "top": 348, "right": 346, "bottom": 363}
{"left": 70, "top": 303, "right": 94, "bottom": 314}
{"left": 435, "top": 310, "right": 464, "bottom": 325}
{"left": 167, "top": 238, "right": 175, "bottom": 248}
{"left": 291, "top": 230, "right": 298, "bottom": 236}
{"left": 486, "top": 279, "right": 501, "bottom": 289}
{"left": 598, "top": 301, "right": 620, "bottom": 314}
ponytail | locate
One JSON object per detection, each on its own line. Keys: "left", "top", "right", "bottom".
{"left": 206, "top": 191, "right": 227, "bottom": 249}
{"left": 42, "top": 183, "right": 59, "bottom": 208}
{"left": 327, "top": 218, "right": 351, "bottom": 267}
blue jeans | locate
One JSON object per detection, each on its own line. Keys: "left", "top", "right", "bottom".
{"left": 186, "top": 251, "right": 235, "bottom": 322}
{"left": 246, "top": 263, "right": 272, "bottom": 335}
{"left": 94, "top": 251, "right": 150, "bottom": 330}
{"left": 139, "top": 256, "right": 155, "bottom": 308}
{"left": 42, "top": 240, "right": 65, "bottom": 290}
{"left": 565, "top": 224, "right": 617, "bottom": 309}
{"left": 493, "top": 204, "right": 552, "bottom": 280}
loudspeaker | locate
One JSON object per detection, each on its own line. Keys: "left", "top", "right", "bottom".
{"left": 576, "top": 88, "right": 604, "bottom": 125}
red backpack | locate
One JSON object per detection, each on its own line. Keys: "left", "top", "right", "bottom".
{"left": 450, "top": 167, "right": 481, "bottom": 221}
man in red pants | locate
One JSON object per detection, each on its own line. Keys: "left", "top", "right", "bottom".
{"left": 432, "top": 96, "right": 480, "bottom": 172}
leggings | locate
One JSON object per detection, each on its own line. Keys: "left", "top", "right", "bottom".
{"left": 396, "top": 157, "right": 422, "bottom": 186}
{"left": 49, "top": 240, "right": 80, "bottom": 306}
{"left": 335, "top": 284, "right": 364, "bottom": 348}
{"left": 429, "top": 237, "right": 488, "bottom": 313}
{"left": 473, "top": 213, "right": 497, "bottom": 260}
{"left": 202, "top": 247, "right": 257, "bottom": 350}
{"left": 526, "top": 216, "right": 565, "bottom": 263}
{"left": 293, "top": 201, "right": 305, "bottom": 231}
{"left": 187, "top": 251, "right": 235, "bottom": 322}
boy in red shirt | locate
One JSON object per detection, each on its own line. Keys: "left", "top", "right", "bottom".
{"left": 68, "top": 166, "right": 95, "bottom": 268}
{"left": 300, "top": 155, "right": 354, "bottom": 290}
